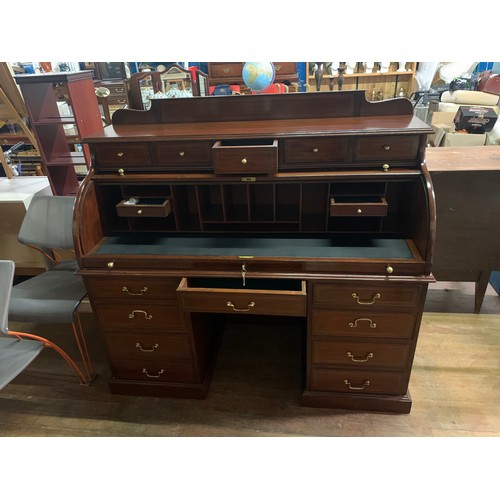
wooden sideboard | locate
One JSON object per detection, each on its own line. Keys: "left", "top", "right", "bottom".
{"left": 74, "top": 90, "right": 435, "bottom": 413}
{"left": 426, "top": 146, "right": 500, "bottom": 313}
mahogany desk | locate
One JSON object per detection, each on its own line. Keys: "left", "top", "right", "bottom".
{"left": 426, "top": 146, "right": 500, "bottom": 313}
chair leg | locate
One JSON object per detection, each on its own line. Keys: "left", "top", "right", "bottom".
{"left": 72, "top": 311, "right": 96, "bottom": 383}
{"left": 8, "top": 331, "right": 91, "bottom": 386}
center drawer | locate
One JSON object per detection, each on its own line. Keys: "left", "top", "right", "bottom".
{"left": 283, "top": 137, "right": 349, "bottom": 164}
{"left": 151, "top": 141, "right": 212, "bottom": 166}
{"left": 212, "top": 139, "right": 278, "bottom": 174}
{"left": 177, "top": 277, "right": 307, "bottom": 316}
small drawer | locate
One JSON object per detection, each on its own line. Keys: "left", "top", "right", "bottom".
{"left": 209, "top": 63, "right": 243, "bottom": 79}
{"left": 177, "top": 277, "right": 307, "bottom": 316}
{"left": 93, "top": 143, "right": 151, "bottom": 167}
{"left": 353, "top": 135, "right": 420, "bottom": 161}
{"left": 311, "top": 339, "right": 411, "bottom": 369}
{"left": 310, "top": 367, "right": 407, "bottom": 395}
{"left": 93, "top": 302, "right": 187, "bottom": 332}
{"left": 116, "top": 198, "right": 171, "bottom": 218}
{"left": 311, "top": 309, "right": 417, "bottom": 339}
{"left": 83, "top": 276, "right": 180, "bottom": 300}
{"left": 212, "top": 139, "right": 278, "bottom": 174}
{"left": 312, "top": 282, "right": 424, "bottom": 310}
{"left": 330, "top": 196, "right": 388, "bottom": 217}
{"left": 151, "top": 141, "right": 212, "bottom": 166}
{"left": 283, "top": 137, "right": 349, "bottom": 164}
{"left": 104, "top": 331, "right": 192, "bottom": 361}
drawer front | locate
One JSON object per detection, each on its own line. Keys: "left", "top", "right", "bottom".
{"left": 92, "top": 143, "right": 151, "bottom": 167}
{"left": 311, "top": 309, "right": 417, "bottom": 339}
{"left": 283, "top": 137, "right": 349, "bottom": 164}
{"left": 330, "top": 196, "right": 388, "bottom": 217}
{"left": 104, "top": 331, "right": 192, "bottom": 360}
{"left": 84, "top": 276, "right": 180, "bottom": 300}
{"left": 116, "top": 198, "right": 171, "bottom": 218}
{"left": 177, "top": 278, "right": 307, "bottom": 316}
{"left": 93, "top": 302, "right": 187, "bottom": 331}
{"left": 110, "top": 357, "right": 196, "bottom": 383}
{"left": 273, "top": 62, "right": 297, "bottom": 75}
{"left": 213, "top": 140, "right": 278, "bottom": 174}
{"left": 209, "top": 63, "right": 243, "bottom": 79}
{"left": 353, "top": 135, "right": 420, "bottom": 161}
{"left": 151, "top": 141, "right": 212, "bottom": 166}
{"left": 311, "top": 339, "right": 411, "bottom": 368}
{"left": 107, "top": 97, "right": 128, "bottom": 107}
{"left": 312, "top": 282, "right": 423, "bottom": 310}
{"left": 104, "top": 84, "right": 127, "bottom": 97}
{"left": 310, "top": 367, "right": 407, "bottom": 395}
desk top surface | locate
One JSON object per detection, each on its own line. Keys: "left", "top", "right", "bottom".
{"left": 426, "top": 145, "right": 500, "bottom": 172}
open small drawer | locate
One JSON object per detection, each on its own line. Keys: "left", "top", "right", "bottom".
{"left": 212, "top": 139, "right": 278, "bottom": 174}
{"left": 177, "top": 277, "right": 307, "bottom": 316}
{"left": 330, "top": 196, "right": 388, "bottom": 217}
{"left": 116, "top": 197, "right": 172, "bottom": 218}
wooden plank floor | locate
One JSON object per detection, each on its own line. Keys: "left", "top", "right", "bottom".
{"left": 1, "top": 281, "right": 499, "bottom": 437}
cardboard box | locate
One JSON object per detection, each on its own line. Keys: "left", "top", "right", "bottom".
{"left": 453, "top": 105, "right": 498, "bottom": 134}
{"left": 442, "top": 132, "right": 486, "bottom": 147}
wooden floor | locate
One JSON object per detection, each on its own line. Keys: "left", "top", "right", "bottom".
{"left": 1, "top": 281, "right": 499, "bottom": 438}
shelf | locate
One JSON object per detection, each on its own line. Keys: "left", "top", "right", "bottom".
{"left": 33, "top": 116, "right": 77, "bottom": 125}
{"left": 45, "top": 151, "right": 86, "bottom": 167}
{"left": 309, "top": 71, "right": 414, "bottom": 80}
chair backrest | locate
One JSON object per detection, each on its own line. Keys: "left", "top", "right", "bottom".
{"left": 0, "top": 260, "right": 15, "bottom": 336}
{"left": 17, "top": 195, "right": 77, "bottom": 267}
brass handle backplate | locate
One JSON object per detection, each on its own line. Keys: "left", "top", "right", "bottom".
{"left": 346, "top": 351, "right": 374, "bottom": 363}
{"left": 142, "top": 368, "right": 164, "bottom": 378}
{"left": 344, "top": 379, "right": 370, "bottom": 390}
{"left": 352, "top": 292, "right": 381, "bottom": 305}
{"left": 136, "top": 342, "right": 159, "bottom": 352}
{"left": 227, "top": 301, "right": 255, "bottom": 312}
{"left": 129, "top": 309, "right": 153, "bottom": 320}
{"left": 348, "top": 317, "right": 377, "bottom": 329}
{"left": 122, "top": 286, "right": 148, "bottom": 296}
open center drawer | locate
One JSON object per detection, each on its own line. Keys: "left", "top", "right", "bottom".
{"left": 177, "top": 277, "right": 307, "bottom": 316}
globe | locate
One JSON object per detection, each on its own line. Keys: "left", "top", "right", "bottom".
{"left": 242, "top": 62, "right": 275, "bottom": 93}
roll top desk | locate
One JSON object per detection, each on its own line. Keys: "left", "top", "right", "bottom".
{"left": 74, "top": 90, "right": 435, "bottom": 413}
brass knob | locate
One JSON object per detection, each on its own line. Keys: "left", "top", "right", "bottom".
{"left": 241, "top": 158, "right": 247, "bottom": 164}
{"left": 313, "top": 148, "right": 319, "bottom": 153}
{"left": 386, "top": 265, "right": 394, "bottom": 274}
{"left": 382, "top": 163, "right": 389, "bottom": 172}
{"left": 117, "top": 152, "right": 124, "bottom": 157}
{"left": 137, "top": 209, "right": 142, "bottom": 214}
{"left": 357, "top": 208, "right": 362, "bottom": 214}
{"left": 118, "top": 168, "right": 125, "bottom": 176}
{"left": 107, "top": 261, "right": 114, "bottom": 269}
{"left": 383, "top": 145, "right": 390, "bottom": 150}
{"left": 179, "top": 151, "right": 185, "bottom": 157}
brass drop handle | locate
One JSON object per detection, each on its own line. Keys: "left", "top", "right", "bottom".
{"left": 118, "top": 168, "right": 125, "bottom": 176}
{"left": 179, "top": 151, "right": 185, "bottom": 157}
{"left": 227, "top": 301, "right": 255, "bottom": 312}
{"left": 344, "top": 379, "right": 370, "bottom": 390}
{"left": 129, "top": 309, "right": 153, "bottom": 320}
{"left": 117, "top": 152, "right": 124, "bottom": 157}
{"left": 383, "top": 144, "right": 390, "bottom": 150}
{"left": 382, "top": 163, "right": 390, "bottom": 172}
{"left": 241, "top": 158, "right": 248, "bottom": 164}
{"left": 347, "top": 351, "right": 374, "bottom": 363}
{"left": 142, "top": 368, "right": 164, "bottom": 378}
{"left": 348, "top": 318, "right": 377, "bottom": 329}
{"left": 386, "top": 265, "right": 394, "bottom": 274}
{"left": 136, "top": 342, "right": 159, "bottom": 352}
{"left": 122, "top": 286, "right": 148, "bottom": 296}
{"left": 351, "top": 292, "right": 381, "bottom": 305}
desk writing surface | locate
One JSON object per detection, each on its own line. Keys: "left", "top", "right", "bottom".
{"left": 426, "top": 145, "right": 500, "bottom": 172}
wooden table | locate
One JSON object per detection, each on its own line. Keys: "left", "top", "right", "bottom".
{"left": 426, "top": 146, "right": 500, "bottom": 313}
